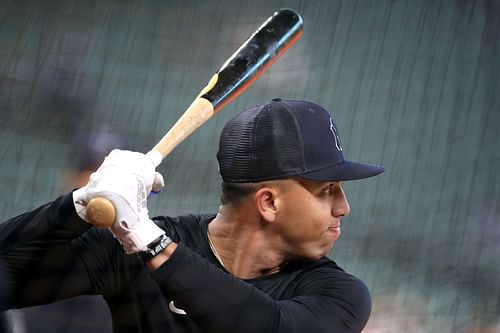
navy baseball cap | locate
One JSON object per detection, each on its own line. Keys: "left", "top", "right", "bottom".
{"left": 217, "top": 98, "right": 384, "bottom": 183}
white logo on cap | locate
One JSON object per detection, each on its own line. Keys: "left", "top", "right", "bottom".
{"left": 329, "top": 118, "right": 343, "bottom": 151}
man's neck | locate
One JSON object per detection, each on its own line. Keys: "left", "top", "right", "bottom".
{"left": 208, "top": 205, "right": 287, "bottom": 280}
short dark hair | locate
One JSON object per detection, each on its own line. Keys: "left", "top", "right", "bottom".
{"left": 219, "top": 179, "right": 293, "bottom": 206}
{"left": 219, "top": 181, "right": 259, "bottom": 205}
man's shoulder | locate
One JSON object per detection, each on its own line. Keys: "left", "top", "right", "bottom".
{"left": 292, "top": 257, "right": 372, "bottom": 324}
{"left": 290, "top": 256, "right": 343, "bottom": 275}
{"left": 292, "top": 257, "right": 368, "bottom": 292}
{"left": 257, "top": 257, "right": 357, "bottom": 293}
{"left": 153, "top": 213, "right": 216, "bottom": 225}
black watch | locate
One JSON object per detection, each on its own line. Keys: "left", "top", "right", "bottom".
{"left": 138, "top": 234, "right": 172, "bottom": 263}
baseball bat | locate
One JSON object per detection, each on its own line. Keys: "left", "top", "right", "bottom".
{"left": 86, "top": 8, "right": 303, "bottom": 227}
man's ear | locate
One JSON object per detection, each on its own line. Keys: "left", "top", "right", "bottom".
{"left": 254, "top": 187, "right": 279, "bottom": 222}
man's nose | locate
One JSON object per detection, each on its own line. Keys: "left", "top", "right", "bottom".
{"left": 332, "top": 186, "right": 350, "bottom": 217}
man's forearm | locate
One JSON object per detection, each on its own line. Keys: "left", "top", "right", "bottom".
{"left": 0, "top": 193, "right": 94, "bottom": 309}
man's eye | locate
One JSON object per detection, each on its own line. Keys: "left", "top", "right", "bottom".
{"left": 322, "top": 182, "right": 341, "bottom": 196}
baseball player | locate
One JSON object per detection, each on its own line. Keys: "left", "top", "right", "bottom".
{"left": 0, "top": 98, "right": 384, "bottom": 332}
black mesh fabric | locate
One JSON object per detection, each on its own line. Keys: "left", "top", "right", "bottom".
{"left": 217, "top": 99, "right": 306, "bottom": 183}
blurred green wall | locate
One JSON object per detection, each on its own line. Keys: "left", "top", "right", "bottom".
{"left": 1, "top": 0, "right": 499, "bottom": 331}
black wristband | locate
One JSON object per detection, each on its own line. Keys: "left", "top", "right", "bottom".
{"left": 138, "top": 234, "right": 172, "bottom": 263}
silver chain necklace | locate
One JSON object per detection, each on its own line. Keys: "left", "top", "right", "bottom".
{"left": 207, "top": 229, "right": 225, "bottom": 268}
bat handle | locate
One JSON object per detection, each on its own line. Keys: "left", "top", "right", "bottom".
{"left": 151, "top": 97, "right": 215, "bottom": 158}
{"left": 85, "top": 97, "right": 215, "bottom": 228}
{"left": 86, "top": 197, "right": 117, "bottom": 228}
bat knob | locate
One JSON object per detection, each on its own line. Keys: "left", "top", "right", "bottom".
{"left": 86, "top": 197, "right": 116, "bottom": 228}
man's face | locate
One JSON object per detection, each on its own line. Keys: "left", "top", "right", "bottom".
{"left": 272, "top": 178, "right": 350, "bottom": 261}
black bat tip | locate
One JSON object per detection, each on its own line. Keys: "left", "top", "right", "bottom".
{"left": 275, "top": 8, "right": 303, "bottom": 23}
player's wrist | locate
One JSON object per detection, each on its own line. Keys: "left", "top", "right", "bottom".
{"left": 145, "top": 241, "right": 178, "bottom": 269}
{"left": 138, "top": 233, "right": 173, "bottom": 263}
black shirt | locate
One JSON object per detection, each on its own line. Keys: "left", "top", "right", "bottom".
{"left": 0, "top": 193, "right": 371, "bottom": 332}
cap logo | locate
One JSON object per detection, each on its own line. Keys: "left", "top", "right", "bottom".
{"left": 329, "top": 117, "right": 343, "bottom": 151}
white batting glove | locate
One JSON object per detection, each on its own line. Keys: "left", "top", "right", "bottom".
{"left": 73, "top": 149, "right": 166, "bottom": 253}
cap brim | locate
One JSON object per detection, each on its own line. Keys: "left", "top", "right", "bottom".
{"left": 300, "top": 160, "right": 385, "bottom": 181}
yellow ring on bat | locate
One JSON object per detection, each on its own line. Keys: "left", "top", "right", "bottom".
{"left": 198, "top": 73, "right": 219, "bottom": 97}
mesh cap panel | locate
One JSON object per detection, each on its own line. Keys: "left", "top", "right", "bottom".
{"left": 217, "top": 100, "right": 305, "bottom": 182}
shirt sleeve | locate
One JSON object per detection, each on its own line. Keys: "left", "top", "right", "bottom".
{"left": 285, "top": 265, "right": 372, "bottom": 332}
{"left": 0, "top": 192, "right": 107, "bottom": 309}
{"left": 150, "top": 243, "right": 371, "bottom": 333}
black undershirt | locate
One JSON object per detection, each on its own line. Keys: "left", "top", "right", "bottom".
{"left": 0, "top": 193, "right": 371, "bottom": 332}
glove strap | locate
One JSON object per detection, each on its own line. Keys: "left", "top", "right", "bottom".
{"left": 138, "top": 234, "right": 173, "bottom": 263}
